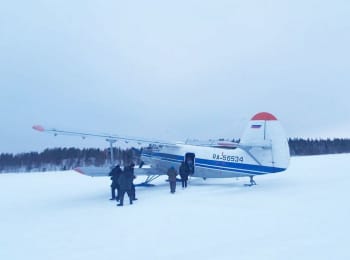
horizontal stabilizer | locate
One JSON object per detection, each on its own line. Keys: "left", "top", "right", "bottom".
{"left": 216, "top": 141, "right": 239, "bottom": 148}
{"left": 238, "top": 140, "right": 272, "bottom": 149}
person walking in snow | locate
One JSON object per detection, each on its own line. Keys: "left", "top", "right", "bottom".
{"left": 129, "top": 162, "right": 138, "bottom": 201}
{"left": 167, "top": 166, "right": 178, "bottom": 193}
{"left": 109, "top": 165, "right": 122, "bottom": 201}
{"left": 179, "top": 162, "right": 190, "bottom": 188}
{"left": 117, "top": 166, "right": 134, "bottom": 206}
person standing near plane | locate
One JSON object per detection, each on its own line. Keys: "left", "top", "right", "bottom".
{"left": 167, "top": 166, "right": 178, "bottom": 193}
{"left": 186, "top": 158, "right": 194, "bottom": 175}
{"left": 179, "top": 162, "right": 190, "bottom": 188}
{"left": 117, "top": 166, "right": 133, "bottom": 206}
{"left": 129, "top": 162, "right": 138, "bottom": 201}
{"left": 109, "top": 165, "right": 122, "bottom": 201}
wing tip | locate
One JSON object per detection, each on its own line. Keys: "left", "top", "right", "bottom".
{"left": 32, "top": 125, "right": 45, "bottom": 132}
{"left": 74, "top": 167, "right": 85, "bottom": 175}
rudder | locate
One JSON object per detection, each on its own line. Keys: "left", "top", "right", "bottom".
{"left": 240, "top": 112, "right": 290, "bottom": 172}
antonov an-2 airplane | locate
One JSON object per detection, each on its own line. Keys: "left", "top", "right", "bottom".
{"left": 32, "top": 112, "right": 290, "bottom": 186}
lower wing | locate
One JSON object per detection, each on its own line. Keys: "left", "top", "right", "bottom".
{"left": 74, "top": 164, "right": 155, "bottom": 177}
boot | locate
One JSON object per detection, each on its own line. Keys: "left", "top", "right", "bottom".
{"left": 117, "top": 203, "right": 123, "bottom": 206}
{"left": 111, "top": 188, "right": 116, "bottom": 200}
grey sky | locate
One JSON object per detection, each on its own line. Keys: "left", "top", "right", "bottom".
{"left": 1, "top": 0, "right": 349, "bottom": 153}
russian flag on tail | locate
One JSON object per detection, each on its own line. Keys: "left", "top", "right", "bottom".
{"left": 251, "top": 124, "right": 261, "bottom": 129}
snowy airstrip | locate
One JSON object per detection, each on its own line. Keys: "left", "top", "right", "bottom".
{"left": 1, "top": 154, "right": 349, "bottom": 260}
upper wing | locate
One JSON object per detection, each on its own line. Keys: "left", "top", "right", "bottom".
{"left": 32, "top": 125, "right": 177, "bottom": 146}
{"left": 32, "top": 125, "right": 272, "bottom": 150}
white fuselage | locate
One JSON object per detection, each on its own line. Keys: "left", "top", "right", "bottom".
{"left": 141, "top": 144, "right": 286, "bottom": 178}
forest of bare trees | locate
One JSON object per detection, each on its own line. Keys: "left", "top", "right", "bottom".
{"left": 1, "top": 138, "right": 349, "bottom": 173}
{"left": 0, "top": 147, "right": 139, "bottom": 173}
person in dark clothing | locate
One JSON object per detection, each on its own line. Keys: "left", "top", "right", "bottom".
{"left": 179, "top": 162, "right": 190, "bottom": 188}
{"left": 167, "top": 166, "right": 178, "bottom": 193}
{"left": 186, "top": 158, "right": 194, "bottom": 175}
{"left": 117, "top": 166, "right": 134, "bottom": 206}
{"left": 109, "top": 165, "right": 122, "bottom": 200}
{"left": 129, "top": 163, "right": 138, "bottom": 200}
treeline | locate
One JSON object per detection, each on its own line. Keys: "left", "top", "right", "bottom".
{"left": 1, "top": 138, "right": 350, "bottom": 173}
{"left": 288, "top": 138, "right": 350, "bottom": 156}
{"left": 0, "top": 147, "right": 140, "bottom": 173}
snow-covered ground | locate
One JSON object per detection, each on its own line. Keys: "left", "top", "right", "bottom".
{"left": 1, "top": 154, "right": 349, "bottom": 260}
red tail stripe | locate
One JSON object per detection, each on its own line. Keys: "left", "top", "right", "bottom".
{"left": 251, "top": 112, "right": 277, "bottom": 121}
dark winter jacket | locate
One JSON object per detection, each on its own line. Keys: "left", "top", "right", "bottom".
{"left": 109, "top": 165, "right": 122, "bottom": 186}
{"left": 118, "top": 170, "right": 133, "bottom": 191}
{"left": 167, "top": 167, "right": 178, "bottom": 182}
{"left": 179, "top": 162, "right": 189, "bottom": 180}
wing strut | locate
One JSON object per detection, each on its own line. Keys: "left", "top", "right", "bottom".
{"left": 106, "top": 138, "right": 116, "bottom": 167}
{"left": 135, "top": 175, "right": 160, "bottom": 187}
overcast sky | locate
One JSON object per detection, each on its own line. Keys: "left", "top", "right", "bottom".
{"left": 1, "top": 0, "right": 349, "bottom": 153}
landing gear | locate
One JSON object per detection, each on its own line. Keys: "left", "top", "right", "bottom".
{"left": 244, "top": 176, "right": 257, "bottom": 187}
{"left": 135, "top": 175, "right": 160, "bottom": 187}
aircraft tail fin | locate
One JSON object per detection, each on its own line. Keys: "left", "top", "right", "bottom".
{"left": 239, "top": 112, "right": 290, "bottom": 171}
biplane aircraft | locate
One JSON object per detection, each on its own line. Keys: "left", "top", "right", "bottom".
{"left": 33, "top": 112, "right": 290, "bottom": 186}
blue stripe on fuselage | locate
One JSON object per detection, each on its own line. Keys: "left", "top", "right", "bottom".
{"left": 141, "top": 152, "right": 285, "bottom": 175}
